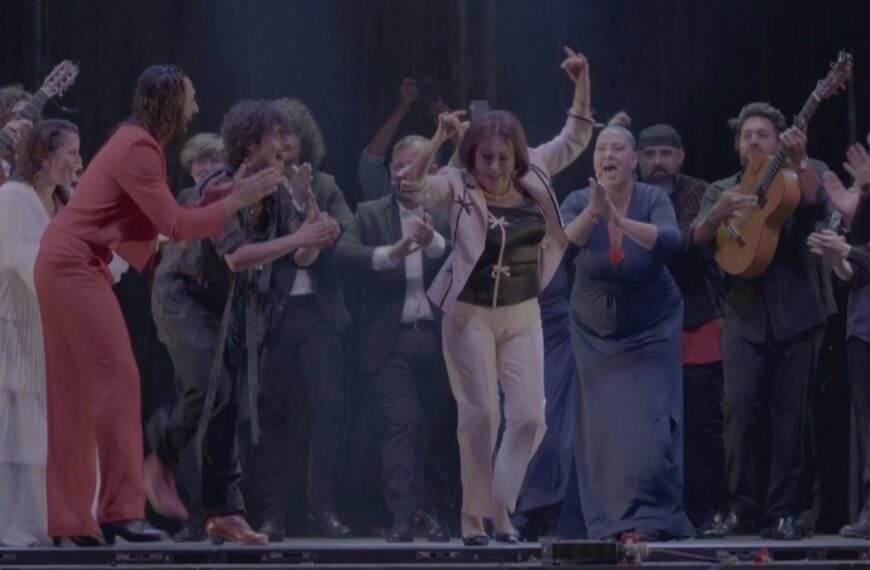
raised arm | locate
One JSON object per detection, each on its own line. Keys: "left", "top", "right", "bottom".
{"left": 532, "top": 47, "right": 594, "bottom": 176}
{"left": 367, "top": 79, "right": 418, "bottom": 158}
{"left": 397, "top": 110, "right": 465, "bottom": 210}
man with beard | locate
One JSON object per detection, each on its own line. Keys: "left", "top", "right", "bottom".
{"left": 691, "top": 102, "right": 828, "bottom": 540}
{"left": 636, "top": 124, "right": 726, "bottom": 528}
{"left": 34, "top": 65, "right": 281, "bottom": 546}
{"left": 146, "top": 100, "right": 340, "bottom": 544}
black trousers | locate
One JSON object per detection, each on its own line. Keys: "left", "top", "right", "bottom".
{"left": 247, "top": 295, "right": 345, "bottom": 523}
{"left": 683, "top": 361, "right": 726, "bottom": 525}
{"left": 372, "top": 323, "right": 457, "bottom": 522}
{"left": 848, "top": 337, "right": 870, "bottom": 516}
{"left": 722, "top": 326, "right": 820, "bottom": 520}
{"left": 148, "top": 313, "right": 245, "bottom": 517}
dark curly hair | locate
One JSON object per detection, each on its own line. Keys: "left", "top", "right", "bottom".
{"left": 272, "top": 98, "right": 326, "bottom": 168}
{"left": 220, "top": 100, "right": 291, "bottom": 169}
{"left": 130, "top": 64, "right": 188, "bottom": 145}
{"left": 0, "top": 83, "right": 33, "bottom": 125}
{"left": 728, "top": 101, "right": 787, "bottom": 149}
{"left": 13, "top": 118, "right": 78, "bottom": 203}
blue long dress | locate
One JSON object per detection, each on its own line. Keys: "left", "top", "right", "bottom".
{"left": 560, "top": 182, "right": 694, "bottom": 539}
{"left": 514, "top": 263, "right": 578, "bottom": 518}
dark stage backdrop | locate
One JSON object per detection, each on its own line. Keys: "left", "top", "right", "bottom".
{"left": 2, "top": 0, "right": 867, "bottom": 532}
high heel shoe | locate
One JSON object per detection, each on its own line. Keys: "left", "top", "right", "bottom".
{"left": 100, "top": 520, "right": 165, "bottom": 544}
{"left": 52, "top": 535, "right": 101, "bottom": 547}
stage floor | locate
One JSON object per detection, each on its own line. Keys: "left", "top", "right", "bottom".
{"left": 2, "top": 535, "right": 870, "bottom": 568}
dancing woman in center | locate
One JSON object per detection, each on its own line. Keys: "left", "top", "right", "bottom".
{"left": 400, "top": 48, "right": 592, "bottom": 545}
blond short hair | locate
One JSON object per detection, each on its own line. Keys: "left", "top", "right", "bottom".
{"left": 179, "top": 132, "right": 223, "bottom": 174}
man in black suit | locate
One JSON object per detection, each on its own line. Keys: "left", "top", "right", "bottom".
{"left": 338, "top": 134, "right": 457, "bottom": 542}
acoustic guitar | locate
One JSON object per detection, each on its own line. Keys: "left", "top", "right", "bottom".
{"left": 715, "top": 51, "right": 852, "bottom": 278}
{"left": 0, "top": 60, "right": 79, "bottom": 182}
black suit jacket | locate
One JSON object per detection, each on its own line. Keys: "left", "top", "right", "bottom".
{"left": 266, "top": 171, "right": 353, "bottom": 335}
{"left": 337, "top": 195, "right": 450, "bottom": 373}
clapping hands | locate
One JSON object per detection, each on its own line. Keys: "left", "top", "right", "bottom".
{"left": 389, "top": 212, "right": 435, "bottom": 263}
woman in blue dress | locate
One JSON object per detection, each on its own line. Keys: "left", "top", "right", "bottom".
{"left": 512, "top": 263, "right": 579, "bottom": 538}
{"left": 560, "top": 114, "right": 693, "bottom": 541}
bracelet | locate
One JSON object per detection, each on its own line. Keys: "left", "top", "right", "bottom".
{"left": 567, "top": 112, "right": 598, "bottom": 126}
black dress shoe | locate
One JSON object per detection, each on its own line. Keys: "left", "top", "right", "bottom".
{"left": 172, "top": 522, "right": 205, "bottom": 543}
{"left": 259, "top": 517, "right": 286, "bottom": 543}
{"left": 385, "top": 518, "right": 414, "bottom": 543}
{"left": 761, "top": 515, "right": 802, "bottom": 540}
{"left": 494, "top": 532, "right": 521, "bottom": 544}
{"left": 309, "top": 509, "right": 351, "bottom": 538}
{"left": 52, "top": 535, "right": 101, "bottom": 547}
{"left": 100, "top": 520, "right": 165, "bottom": 544}
{"left": 698, "top": 511, "right": 751, "bottom": 538}
{"left": 421, "top": 513, "right": 451, "bottom": 543}
{"left": 840, "top": 514, "right": 870, "bottom": 539}
{"left": 462, "top": 534, "right": 489, "bottom": 546}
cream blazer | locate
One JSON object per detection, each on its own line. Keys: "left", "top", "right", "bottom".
{"left": 414, "top": 117, "right": 589, "bottom": 315}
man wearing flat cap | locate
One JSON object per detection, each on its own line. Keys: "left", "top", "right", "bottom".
{"left": 637, "top": 124, "right": 726, "bottom": 530}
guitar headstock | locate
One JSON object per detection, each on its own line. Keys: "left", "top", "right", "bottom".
{"left": 815, "top": 51, "right": 853, "bottom": 100}
{"left": 40, "top": 60, "right": 79, "bottom": 98}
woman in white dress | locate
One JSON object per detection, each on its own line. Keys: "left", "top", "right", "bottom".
{"left": 0, "top": 119, "right": 81, "bottom": 546}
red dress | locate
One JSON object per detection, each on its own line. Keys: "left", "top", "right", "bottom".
{"left": 34, "top": 123, "right": 228, "bottom": 537}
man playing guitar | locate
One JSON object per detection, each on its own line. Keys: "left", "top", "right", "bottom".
{"left": 691, "top": 102, "right": 828, "bottom": 540}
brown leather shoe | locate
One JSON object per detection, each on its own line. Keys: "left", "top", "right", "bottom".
{"left": 205, "top": 514, "right": 269, "bottom": 545}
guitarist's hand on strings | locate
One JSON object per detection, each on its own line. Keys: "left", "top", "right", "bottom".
{"left": 779, "top": 127, "right": 808, "bottom": 167}
{"left": 693, "top": 186, "right": 757, "bottom": 245}
{"left": 1, "top": 118, "right": 32, "bottom": 147}
{"left": 708, "top": 186, "right": 758, "bottom": 226}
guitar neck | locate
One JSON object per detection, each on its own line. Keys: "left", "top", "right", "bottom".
{"left": 0, "top": 89, "right": 51, "bottom": 153}
{"left": 753, "top": 92, "right": 821, "bottom": 198}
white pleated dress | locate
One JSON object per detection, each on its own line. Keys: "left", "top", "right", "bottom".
{"left": 0, "top": 181, "right": 51, "bottom": 546}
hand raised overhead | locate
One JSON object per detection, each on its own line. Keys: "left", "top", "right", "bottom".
{"left": 437, "top": 110, "right": 467, "bottom": 140}
{"left": 561, "top": 46, "right": 589, "bottom": 85}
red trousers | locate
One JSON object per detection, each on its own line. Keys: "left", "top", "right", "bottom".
{"left": 34, "top": 227, "right": 145, "bottom": 537}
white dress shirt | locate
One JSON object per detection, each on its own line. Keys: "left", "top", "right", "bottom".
{"left": 289, "top": 197, "right": 314, "bottom": 296}
{"left": 371, "top": 203, "right": 446, "bottom": 323}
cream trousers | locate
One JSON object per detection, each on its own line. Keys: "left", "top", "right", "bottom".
{"left": 441, "top": 299, "right": 546, "bottom": 518}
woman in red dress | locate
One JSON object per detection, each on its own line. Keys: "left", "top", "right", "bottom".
{"left": 34, "top": 65, "right": 281, "bottom": 546}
